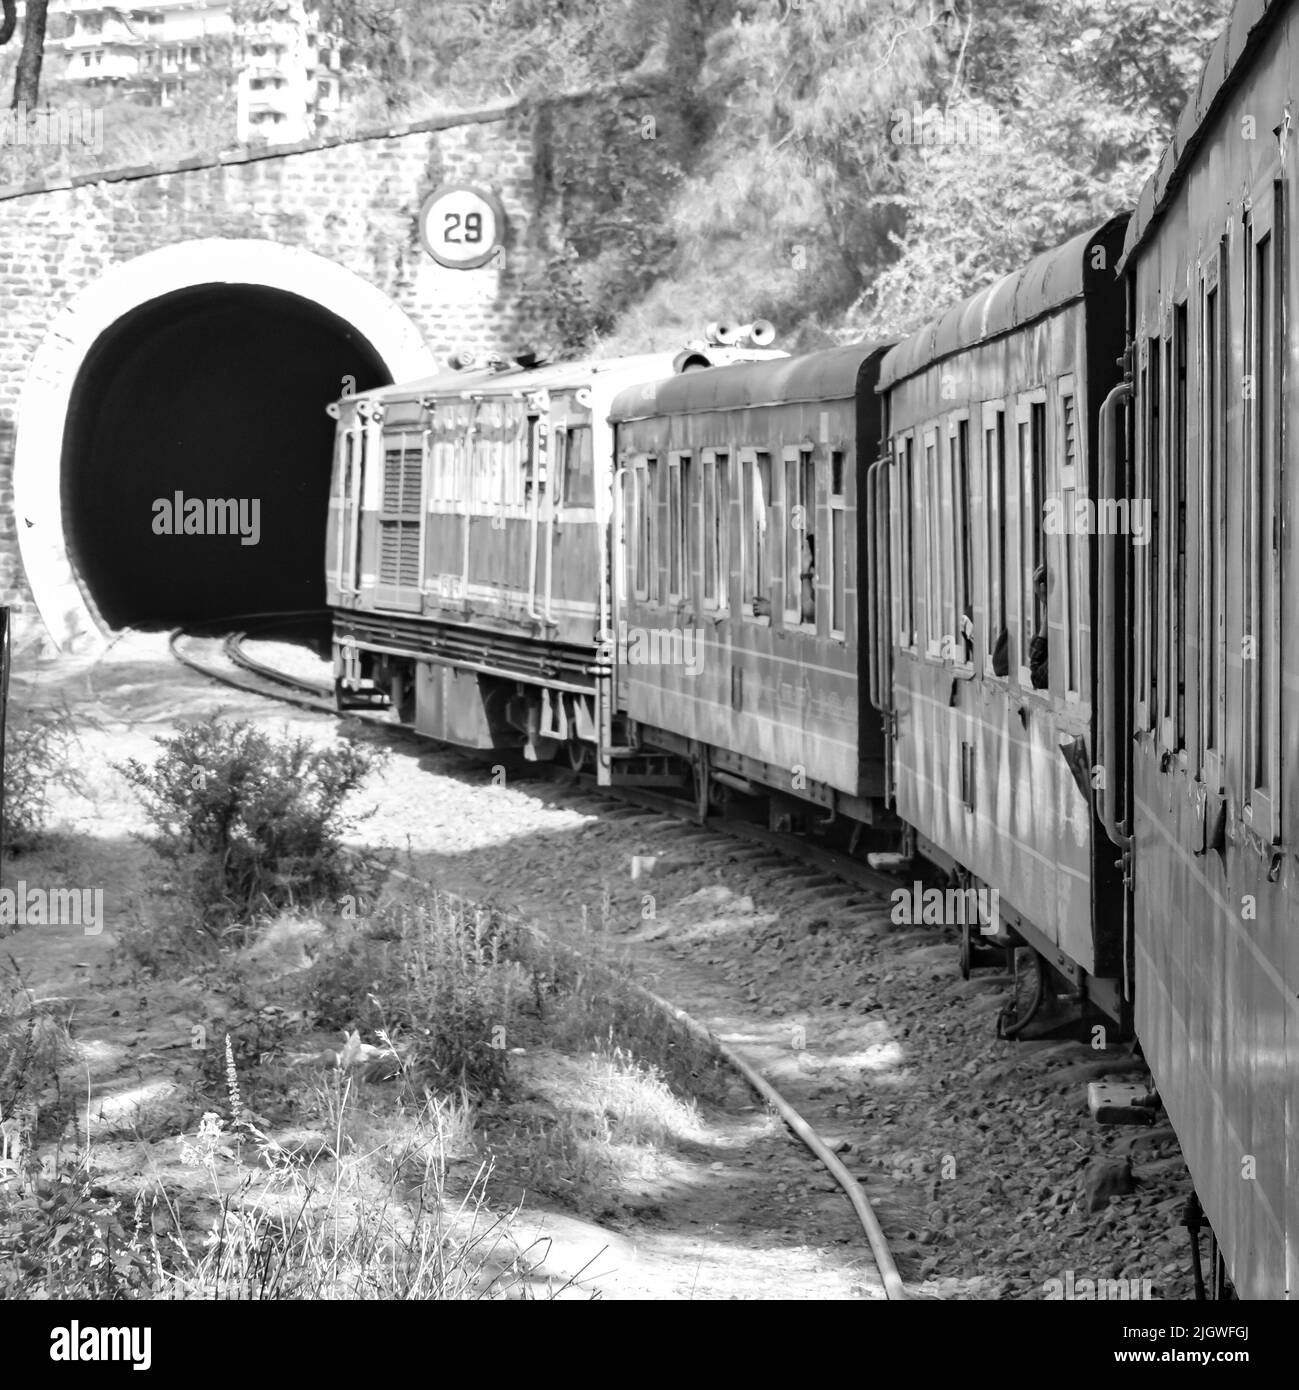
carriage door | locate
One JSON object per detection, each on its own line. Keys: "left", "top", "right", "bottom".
{"left": 373, "top": 398, "right": 426, "bottom": 612}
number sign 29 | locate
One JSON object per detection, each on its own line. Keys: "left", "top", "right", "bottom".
{"left": 418, "top": 185, "right": 507, "bottom": 269}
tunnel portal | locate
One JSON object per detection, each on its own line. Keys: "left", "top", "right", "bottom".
{"left": 61, "top": 284, "right": 391, "bottom": 629}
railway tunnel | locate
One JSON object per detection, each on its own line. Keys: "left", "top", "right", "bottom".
{"left": 60, "top": 284, "right": 391, "bottom": 630}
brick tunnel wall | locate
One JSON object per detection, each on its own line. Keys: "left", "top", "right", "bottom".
{"left": 0, "top": 103, "right": 552, "bottom": 625}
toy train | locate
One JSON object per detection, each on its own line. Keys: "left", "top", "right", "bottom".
{"left": 326, "top": 0, "right": 1296, "bottom": 1299}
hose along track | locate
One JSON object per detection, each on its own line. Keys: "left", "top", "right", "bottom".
{"left": 167, "top": 611, "right": 909, "bottom": 1298}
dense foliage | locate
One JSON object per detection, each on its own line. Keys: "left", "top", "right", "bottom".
{"left": 0, "top": 0, "right": 1233, "bottom": 348}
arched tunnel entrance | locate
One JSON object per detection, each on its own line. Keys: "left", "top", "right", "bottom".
{"left": 61, "top": 284, "right": 391, "bottom": 629}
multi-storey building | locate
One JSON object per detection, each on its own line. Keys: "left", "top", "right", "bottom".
{"left": 48, "top": 1, "right": 342, "bottom": 141}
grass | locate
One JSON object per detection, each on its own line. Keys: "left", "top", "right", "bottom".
{"left": 0, "top": 718, "right": 737, "bottom": 1299}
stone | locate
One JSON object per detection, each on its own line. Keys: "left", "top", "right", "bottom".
{"left": 1083, "top": 1156, "right": 1136, "bottom": 1212}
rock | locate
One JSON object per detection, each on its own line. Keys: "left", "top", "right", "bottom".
{"left": 1083, "top": 1156, "right": 1136, "bottom": 1212}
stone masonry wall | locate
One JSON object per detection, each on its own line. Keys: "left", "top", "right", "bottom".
{"left": 0, "top": 103, "right": 547, "bottom": 617}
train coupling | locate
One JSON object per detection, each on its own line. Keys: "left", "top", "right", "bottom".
{"left": 1088, "top": 1081, "right": 1160, "bottom": 1126}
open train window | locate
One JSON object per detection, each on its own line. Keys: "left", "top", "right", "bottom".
{"left": 800, "top": 449, "right": 817, "bottom": 629}
{"left": 1243, "top": 181, "right": 1282, "bottom": 839}
{"left": 829, "top": 449, "right": 847, "bottom": 640}
{"left": 740, "top": 449, "right": 772, "bottom": 620}
{"left": 561, "top": 424, "right": 595, "bottom": 508}
{"left": 982, "top": 404, "right": 1007, "bottom": 675}
{"left": 948, "top": 416, "right": 972, "bottom": 664}
{"left": 922, "top": 427, "right": 940, "bottom": 655}
{"left": 895, "top": 435, "right": 916, "bottom": 650}
{"left": 1146, "top": 335, "right": 1161, "bottom": 731}
{"left": 1158, "top": 324, "right": 1175, "bottom": 748}
{"left": 701, "top": 449, "right": 729, "bottom": 613}
{"left": 631, "top": 454, "right": 658, "bottom": 602}
{"left": 1015, "top": 394, "right": 1047, "bottom": 687}
{"left": 1199, "top": 246, "right": 1225, "bottom": 789}
{"left": 782, "top": 447, "right": 812, "bottom": 627}
{"left": 1057, "top": 382, "right": 1081, "bottom": 700}
{"left": 1172, "top": 303, "right": 1188, "bottom": 752}
{"left": 667, "top": 453, "right": 688, "bottom": 602}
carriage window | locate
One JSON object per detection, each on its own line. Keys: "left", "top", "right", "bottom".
{"left": 897, "top": 436, "right": 915, "bottom": 649}
{"left": 1059, "top": 389, "right": 1080, "bottom": 696}
{"left": 801, "top": 450, "right": 817, "bottom": 627}
{"left": 984, "top": 407, "right": 1006, "bottom": 670}
{"left": 1245, "top": 195, "right": 1281, "bottom": 819}
{"left": 1017, "top": 398, "right": 1047, "bottom": 683}
{"left": 666, "top": 454, "right": 688, "bottom": 601}
{"left": 1159, "top": 332, "right": 1175, "bottom": 739}
{"left": 924, "top": 431, "right": 940, "bottom": 651}
{"left": 781, "top": 448, "right": 818, "bottom": 627}
{"left": 829, "top": 450, "right": 846, "bottom": 638}
{"left": 1146, "top": 337, "right": 1161, "bottom": 729}
{"left": 1200, "top": 256, "right": 1223, "bottom": 779}
{"left": 632, "top": 459, "right": 649, "bottom": 599}
{"left": 1172, "top": 305, "right": 1188, "bottom": 749}
{"left": 742, "top": 450, "right": 772, "bottom": 618}
{"left": 950, "top": 419, "right": 971, "bottom": 661}
{"left": 702, "top": 450, "right": 728, "bottom": 611}
{"left": 562, "top": 425, "right": 595, "bottom": 507}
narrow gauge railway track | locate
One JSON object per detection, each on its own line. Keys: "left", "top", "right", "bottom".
{"left": 167, "top": 614, "right": 910, "bottom": 1298}
{"left": 169, "top": 611, "right": 335, "bottom": 712}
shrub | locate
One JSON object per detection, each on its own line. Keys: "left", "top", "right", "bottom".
{"left": 2, "top": 700, "right": 83, "bottom": 855}
{"left": 118, "top": 721, "right": 385, "bottom": 940}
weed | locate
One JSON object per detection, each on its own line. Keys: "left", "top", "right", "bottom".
{"left": 118, "top": 720, "right": 386, "bottom": 941}
{"left": 2, "top": 698, "right": 84, "bottom": 856}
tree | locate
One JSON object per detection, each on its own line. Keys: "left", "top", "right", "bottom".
{"left": 8, "top": 0, "right": 48, "bottom": 109}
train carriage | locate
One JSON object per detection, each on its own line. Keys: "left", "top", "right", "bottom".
{"left": 874, "top": 218, "right": 1129, "bottom": 1019}
{"left": 608, "top": 344, "right": 892, "bottom": 824}
{"left": 1112, "top": 0, "right": 1299, "bottom": 1300}
{"left": 326, "top": 344, "right": 779, "bottom": 776}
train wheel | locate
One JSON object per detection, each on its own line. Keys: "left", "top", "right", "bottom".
{"left": 959, "top": 918, "right": 975, "bottom": 981}
{"left": 997, "top": 946, "right": 1046, "bottom": 1038}
{"left": 567, "top": 736, "right": 590, "bottom": 773}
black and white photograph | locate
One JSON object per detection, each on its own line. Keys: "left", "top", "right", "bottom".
{"left": 0, "top": 0, "right": 1289, "bottom": 1352}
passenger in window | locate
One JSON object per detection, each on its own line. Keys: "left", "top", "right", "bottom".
{"left": 1029, "top": 564, "right": 1049, "bottom": 690}
{"left": 960, "top": 604, "right": 974, "bottom": 662}
{"left": 800, "top": 534, "right": 816, "bottom": 624}
{"left": 991, "top": 627, "right": 1010, "bottom": 677}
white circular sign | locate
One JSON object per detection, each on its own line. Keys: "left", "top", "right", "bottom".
{"left": 418, "top": 184, "right": 506, "bottom": 269}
